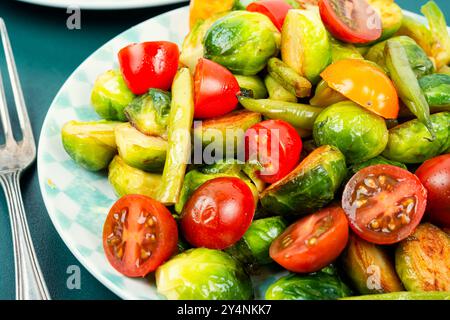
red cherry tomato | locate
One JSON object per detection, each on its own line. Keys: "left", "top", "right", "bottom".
{"left": 415, "top": 154, "right": 450, "bottom": 228}
{"left": 103, "top": 195, "right": 178, "bottom": 277}
{"left": 118, "top": 41, "right": 179, "bottom": 94}
{"left": 342, "top": 165, "right": 427, "bottom": 245}
{"left": 193, "top": 58, "right": 240, "bottom": 119}
{"left": 247, "top": 0, "right": 293, "bottom": 31}
{"left": 270, "top": 206, "right": 349, "bottom": 273}
{"left": 245, "top": 120, "right": 302, "bottom": 184}
{"left": 318, "top": 0, "right": 382, "bottom": 44}
{"left": 181, "top": 177, "right": 255, "bottom": 249}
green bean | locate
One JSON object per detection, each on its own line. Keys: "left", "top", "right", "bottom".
{"left": 264, "top": 75, "right": 297, "bottom": 103}
{"left": 234, "top": 75, "right": 268, "bottom": 99}
{"left": 267, "top": 57, "right": 312, "bottom": 98}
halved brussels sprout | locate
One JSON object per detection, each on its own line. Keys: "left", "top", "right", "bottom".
{"left": 265, "top": 266, "right": 352, "bottom": 300}
{"left": 367, "top": 0, "right": 403, "bottom": 42}
{"left": 365, "top": 36, "right": 434, "bottom": 78}
{"left": 395, "top": 15, "right": 434, "bottom": 58}
{"left": 234, "top": 75, "right": 268, "bottom": 99}
{"left": 313, "top": 101, "right": 389, "bottom": 164}
{"left": 395, "top": 223, "right": 450, "bottom": 292}
{"left": 281, "top": 8, "right": 331, "bottom": 84}
{"left": 124, "top": 89, "right": 171, "bottom": 137}
{"left": 61, "top": 120, "right": 120, "bottom": 171}
{"left": 330, "top": 38, "right": 364, "bottom": 63}
{"left": 204, "top": 11, "right": 281, "bottom": 75}
{"left": 347, "top": 156, "right": 406, "bottom": 182}
{"left": 341, "top": 234, "right": 403, "bottom": 295}
{"left": 156, "top": 248, "right": 253, "bottom": 300}
{"left": 419, "top": 74, "right": 450, "bottom": 110}
{"left": 382, "top": 112, "right": 450, "bottom": 163}
{"left": 115, "top": 123, "right": 167, "bottom": 172}
{"left": 260, "top": 145, "right": 347, "bottom": 217}
{"left": 91, "top": 70, "right": 135, "bottom": 121}
{"left": 226, "top": 216, "right": 287, "bottom": 266}
{"left": 108, "top": 156, "right": 161, "bottom": 198}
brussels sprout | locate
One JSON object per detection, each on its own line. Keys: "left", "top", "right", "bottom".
{"left": 382, "top": 112, "right": 450, "bottom": 163}
{"left": 395, "top": 223, "right": 450, "bottom": 292}
{"left": 234, "top": 75, "right": 268, "bottom": 99}
{"left": 419, "top": 74, "right": 450, "bottom": 110}
{"left": 226, "top": 217, "right": 287, "bottom": 266}
{"left": 341, "top": 234, "right": 403, "bottom": 295}
{"left": 343, "top": 292, "right": 450, "bottom": 300}
{"left": 203, "top": 11, "right": 281, "bottom": 75}
{"left": 260, "top": 145, "right": 347, "bottom": 217}
{"left": 264, "top": 75, "right": 297, "bottom": 103}
{"left": 365, "top": 36, "right": 434, "bottom": 78}
{"left": 265, "top": 267, "right": 352, "bottom": 300}
{"left": 330, "top": 38, "right": 364, "bottom": 63}
{"left": 309, "top": 80, "right": 347, "bottom": 108}
{"left": 395, "top": 16, "right": 434, "bottom": 58}
{"left": 108, "top": 156, "right": 162, "bottom": 199}
{"left": 156, "top": 248, "right": 253, "bottom": 300}
{"left": 281, "top": 8, "right": 331, "bottom": 83}
{"left": 367, "top": 0, "right": 403, "bottom": 42}
{"left": 124, "top": 89, "right": 171, "bottom": 137}
{"left": 115, "top": 123, "right": 167, "bottom": 172}
{"left": 313, "top": 101, "right": 389, "bottom": 164}
{"left": 61, "top": 120, "right": 120, "bottom": 171}
{"left": 91, "top": 70, "right": 135, "bottom": 121}
{"left": 347, "top": 156, "right": 406, "bottom": 181}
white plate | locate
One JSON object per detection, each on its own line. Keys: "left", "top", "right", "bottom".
{"left": 37, "top": 7, "right": 441, "bottom": 300}
{"left": 17, "top": 0, "right": 187, "bottom": 10}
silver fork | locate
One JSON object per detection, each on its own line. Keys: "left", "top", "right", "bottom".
{"left": 0, "top": 18, "right": 50, "bottom": 300}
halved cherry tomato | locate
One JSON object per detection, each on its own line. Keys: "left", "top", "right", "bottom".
{"left": 270, "top": 206, "right": 349, "bottom": 273}
{"left": 342, "top": 165, "right": 427, "bottom": 245}
{"left": 181, "top": 177, "right": 255, "bottom": 249}
{"left": 247, "top": 0, "right": 293, "bottom": 31}
{"left": 245, "top": 120, "right": 302, "bottom": 184}
{"left": 194, "top": 58, "right": 240, "bottom": 119}
{"left": 118, "top": 41, "right": 179, "bottom": 95}
{"left": 321, "top": 59, "right": 399, "bottom": 119}
{"left": 415, "top": 154, "right": 450, "bottom": 228}
{"left": 103, "top": 195, "right": 178, "bottom": 277}
{"left": 318, "top": 0, "right": 382, "bottom": 44}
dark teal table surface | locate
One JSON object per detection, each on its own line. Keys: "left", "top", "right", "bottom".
{"left": 0, "top": 0, "right": 448, "bottom": 300}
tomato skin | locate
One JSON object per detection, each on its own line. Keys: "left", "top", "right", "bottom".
{"left": 181, "top": 177, "right": 256, "bottom": 249}
{"left": 321, "top": 59, "right": 399, "bottom": 119}
{"left": 342, "top": 165, "right": 427, "bottom": 245}
{"left": 415, "top": 154, "right": 450, "bottom": 228}
{"left": 103, "top": 195, "right": 178, "bottom": 277}
{"left": 318, "top": 0, "right": 382, "bottom": 44}
{"left": 245, "top": 120, "right": 302, "bottom": 184}
{"left": 270, "top": 206, "right": 349, "bottom": 273}
{"left": 118, "top": 41, "right": 179, "bottom": 95}
{"left": 247, "top": 0, "right": 292, "bottom": 31}
{"left": 194, "top": 58, "right": 240, "bottom": 119}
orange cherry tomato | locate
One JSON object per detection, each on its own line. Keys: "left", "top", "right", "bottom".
{"left": 320, "top": 59, "right": 399, "bottom": 119}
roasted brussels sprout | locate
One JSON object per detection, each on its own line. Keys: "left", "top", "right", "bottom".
{"left": 227, "top": 217, "right": 287, "bottom": 266}
{"left": 313, "top": 101, "right": 389, "bottom": 164}
{"left": 365, "top": 36, "right": 434, "bottom": 78}
{"left": 124, "top": 89, "right": 171, "bottom": 137}
{"left": 234, "top": 75, "right": 268, "bottom": 99}
{"left": 309, "top": 80, "right": 347, "bottom": 108}
{"left": 61, "top": 120, "right": 120, "bottom": 171}
{"left": 203, "top": 11, "right": 281, "bottom": 75}
{"left": 115, "top": 123, "right": 167, "bottom": 172}
{"left": 260, "top": 145, "right": 347, "bottom": 217}
{"left": 419, "top": 74, "right": 450, "bottom": 110}
{"left": 156, "top": 248, "right": 253, "bottom": 300}
{"left": 347, "top": 156, "right": 406, "bottom": 181}
{"left": 341, "top": 234, "right": 403, "bottom": 295}
{"left": 367, "top": 0, "right": 403, "bottom": 41}
{"left": 265, "top": 266, "right": 352, "bottom": 300}
{"left": 395, "top": 223, "right": 450, "bottom": 292}
{"left": 108, "top": 156, "right": 162, "bottom": 199}
{"left": 383, "top": 112, "right": 450, "bottom": 163}
{"left": 91, "top": 70, "right": 135, "bottom": 121}
{"left": 330, "top": 38, "right": 364, "bottom": 63}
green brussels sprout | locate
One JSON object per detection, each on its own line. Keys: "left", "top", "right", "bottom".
{"left": 234, "top": 75, "right": 268, "bottom": 99}
{"left": 366, "top": 36, "right": 434, "bottom": 78}
{"left": 156, "top": 248, "right": 253, "bottom": 300}
{"left": 347, "top": 156, "right": 407, "bottom": 181}
{"left": 91, "top": 70, "right": 135, "bottom": 121}
{"left": 124, "top": 89, "right": 171, "bottom": 137}
{"left": 341, "top": 234, "right": 404, "bottom": 295}
{"left": 260, "top": 145, "right": 347, "bottom": 217}
{"left": 343, "top": 291, "right": 450, "bottom": 300}
{"left": 313, "top": 101, "right": 389, "bottom": 164}
{"left": 395, "top": 223, "right": 450, "bottom": 292}
{"left": 265, "top": 266, "right": 352, "bottom": 300}
{"left": 367, "top": 0, "right": 403, "bottom": 42}
{"left": 203, "top": 11, "right": 281, "bottom": 75}
{"left": 226, "top": 217, "right": 287, "bottom": 266}
{"left": 382, "top": 112, "right": 450, "bottom": 163}
{"left": 108, "top": 156, "right": 162, "bottom": 199}
{"left": 61, "top": 120, "right": 120, "bottom": 171}
{"left": 309, "top": 79, "right": 347, "bottom": 108}
{"left": 330, "top": 38, "right": 364, "bottom": 63}
{"left": 419, "top": 74, "right": 450, "bottom": 110}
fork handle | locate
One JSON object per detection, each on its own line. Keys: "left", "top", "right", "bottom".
{"left": 0, "top": 170, "right": 50, "bottom": 300}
